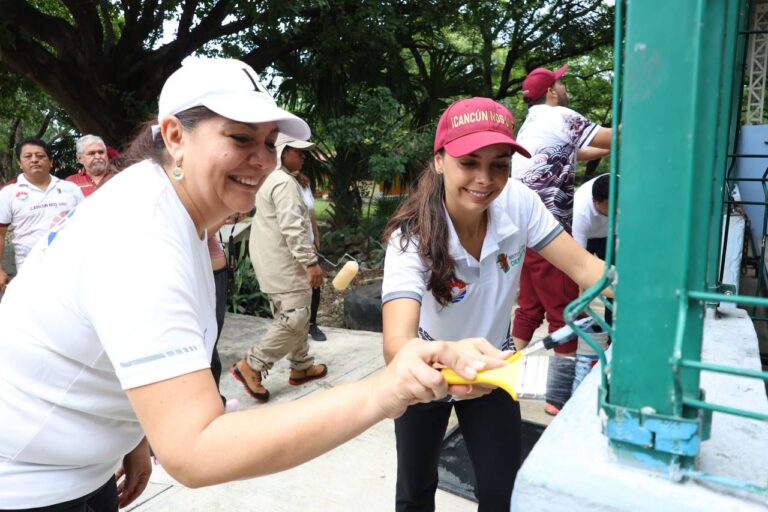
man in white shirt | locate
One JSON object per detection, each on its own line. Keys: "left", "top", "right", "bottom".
{"left": 572, "top": 173, "right": 610, "bottom": 250}
{"left": 572, "top": 173, "right": 613, "bottom": 325}
{"left": 510, "top": 65, "right": 612, "bottom": 415}
{"left": 0, "top": 138, "right": 85, "bottom": 292}
{"left": 571, "top": 173, "right": 613, "bottom": 392}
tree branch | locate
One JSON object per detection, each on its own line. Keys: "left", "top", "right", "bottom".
{"left": 0, "top": 1, "right": 79, "bottom": 53}
{"left": 178, "top": 0, "right": 199, "bottom": 36}
{"left": 35, "top": 111, "right": 52, "bottom": 139}
{"left": 99, "top": 0, "right": 117, "bottom": 49}
{"left": 61, "top": 0, "right": 104, "bottom": 56}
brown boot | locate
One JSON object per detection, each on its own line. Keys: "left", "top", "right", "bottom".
{"left": 289, "top": 363, "right": 328, "bottom": 386}
{"left": 230, "top": 359, "right": 270, "bottom": 402}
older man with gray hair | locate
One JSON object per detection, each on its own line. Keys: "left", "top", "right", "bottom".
{"left": 66, "top": 134, "right": 112, "bottom": 197}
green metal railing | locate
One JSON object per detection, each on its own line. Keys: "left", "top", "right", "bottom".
{"left": 564, "top": 0, "right": 768, "bottom": 497}
{"left": 719, "top": 4, "right": 768, "bottom": 321}
{"left": 563, "top": 0, "right": 623, "bottom": 388}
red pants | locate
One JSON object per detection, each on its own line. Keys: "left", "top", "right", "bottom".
{"left": 512, "top": 248, "right": 579, "bottom": 354}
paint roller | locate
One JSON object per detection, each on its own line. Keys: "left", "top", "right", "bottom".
{"left": 332, "top": 260, "right": 359, "bottom": 291}
{"left": 317, "top": 253, "right": 360, "bottom": 291}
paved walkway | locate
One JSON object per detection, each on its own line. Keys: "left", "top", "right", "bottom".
{"left": 130, "top": 314, "right": 473, "bottom": 511}
{"left": 129, "top": 313, "right": 552, "bottom": 511}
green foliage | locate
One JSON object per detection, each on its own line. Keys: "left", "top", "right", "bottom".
{"left": 0, "top": 70, "right": 78, "bottom": 182}
{"left": 228, "top": 241, "right": 271, "bottom": 318}
{"left": 2, "top": 0, "right": 617, "bottom": 261}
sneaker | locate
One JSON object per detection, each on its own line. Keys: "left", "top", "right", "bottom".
{"left": 224, "top": 398, "right": 240, "bottom": 413}
{"left": 230, "top": 359, "right": 270, "bottom": 402}
{"left": 308, "top": 324, "right": 327, "bottom": 341}
{"left": 289, "top": 363, "right": 328, "bottom": 385}
{"left": 544, "top": 402, "right": 561, "bottom": 416}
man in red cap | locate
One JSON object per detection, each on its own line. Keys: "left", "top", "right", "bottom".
{"left": 510, "top": 65, "right": 612, "bottom": 416}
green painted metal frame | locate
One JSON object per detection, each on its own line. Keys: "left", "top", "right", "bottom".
{"left": 564, "top": 0, "right": 768, "bottom": 496}
{"left": 721, "top": 0, "right": 768, "bottom": 321}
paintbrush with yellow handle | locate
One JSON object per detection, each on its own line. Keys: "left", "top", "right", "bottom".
{"left": 441, "top": 317, "right": 595, "bottom": 400}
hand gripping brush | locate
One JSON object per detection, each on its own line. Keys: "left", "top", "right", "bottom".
{"left": 441, "top": 317, "right": 594, "bottom": 400}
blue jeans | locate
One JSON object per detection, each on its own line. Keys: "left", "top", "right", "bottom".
{"left": 572, "top": 354, "right": 599, "bottom": 393}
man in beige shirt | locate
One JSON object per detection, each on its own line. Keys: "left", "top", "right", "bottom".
{"left": 230, "top": 135, "right": 327, "bottom": 402}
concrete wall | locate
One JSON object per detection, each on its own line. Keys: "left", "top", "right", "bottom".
{"left": 512, "top": 308, "right": 768, "bottom": 511}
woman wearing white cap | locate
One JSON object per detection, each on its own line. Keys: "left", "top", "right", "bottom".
{"left": 0, "top": 59, "right": 508, "bottom": 511}
{"left": 381, "top": 97, "right": 608, "bottom": 510}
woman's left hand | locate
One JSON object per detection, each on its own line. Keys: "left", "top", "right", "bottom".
{"left": 115, "top": 437, "right": 152, "bottom": 508}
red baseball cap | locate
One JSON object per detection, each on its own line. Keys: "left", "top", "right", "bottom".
{"left": 521, "top": 65, "right": 569, "bottom": 103}
{"left": 433, "top": 97, "right": 530, "bottom": 158}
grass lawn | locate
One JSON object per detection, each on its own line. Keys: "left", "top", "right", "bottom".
{"left": 314, "top": 198, "right": 332, "bottom": 221}
{"left": 314, "top": 198, "right": 381, "bottom": 221}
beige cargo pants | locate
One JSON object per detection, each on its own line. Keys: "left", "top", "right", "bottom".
{"left": 246, "top": 288, "right": 314, "bottom": 372}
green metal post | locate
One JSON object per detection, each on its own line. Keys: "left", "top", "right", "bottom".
{"left": 608, "top": 0, "right": 730, "bottom": 470}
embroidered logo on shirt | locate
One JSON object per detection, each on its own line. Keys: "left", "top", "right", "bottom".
{"left": 449, "top": 278, "right": 467, "bottom": 303}
{"left": 15, "top": 191, "right": 29, "bottom": 201}
{"left": 497, "top": 253, "right": 510, "bottom": 273}
{"left": 508, "top": 246, "right": 525, "bottom": 266}
{"left": 497, "top": 247, "right": 525, "bottom": 273}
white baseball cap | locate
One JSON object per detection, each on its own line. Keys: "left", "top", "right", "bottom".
{"left": 275, "top": 133, "right": 315, "bottom": 150}
{"left": 158, "top": 57, "right": 310, "bottom": 140}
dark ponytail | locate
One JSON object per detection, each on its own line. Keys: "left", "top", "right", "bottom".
{"left": 383, "top": 154, "right": 455, "bottom": 306}
{"left": 117, "top": 106, "right": 219, "bottom": 171}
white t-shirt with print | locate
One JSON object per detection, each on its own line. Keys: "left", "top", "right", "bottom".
{"left": 511, "top": 104, "right": 599, "bottom": 231}
{"left": 572, "top": 174, "right": 609, "bottom": 248}
{"left": 0, "top": 174, "right": 85, "bottom": 269}
{"left": 0, "top": 160, "right": 216, "bottom": 508}
{"left": 382, "top": 180, "right": 562, "bottom": 349}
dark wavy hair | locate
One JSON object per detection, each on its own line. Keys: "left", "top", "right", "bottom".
{"left": 382, "top": 152, "right": 454, "bottom": 306}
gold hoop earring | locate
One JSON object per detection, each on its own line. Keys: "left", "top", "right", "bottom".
{"left": 172, "top": 160, "right": 184, "bottom": 180}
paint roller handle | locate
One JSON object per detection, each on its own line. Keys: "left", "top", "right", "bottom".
{"left": 540, "top": 317, "right": 595, "bottom": 350}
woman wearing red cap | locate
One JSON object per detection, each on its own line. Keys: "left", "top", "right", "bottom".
{"left": 382, "top": 97, "right": 607, "bottom": 510}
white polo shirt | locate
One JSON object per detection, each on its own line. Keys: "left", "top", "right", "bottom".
{"left": 382, "top": 179, "right": 562, "bottom": 349}
{"left": 0, "top": 160, "right": 216, "bottom": 508}
{"left": 0, "top": 174, "right": 84, "bottom": 269}
{"left": 572, "top": 174, "right": 609, "bottom": 248}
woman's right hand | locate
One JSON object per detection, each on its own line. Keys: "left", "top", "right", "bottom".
{"left": 371, "top": 338, "right": 510, "bottom": 419}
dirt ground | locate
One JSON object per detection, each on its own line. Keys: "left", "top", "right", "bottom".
{"left": 315, "top": 263, "right": 383, "bottom": 328}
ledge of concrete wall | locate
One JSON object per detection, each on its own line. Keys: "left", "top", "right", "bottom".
{"left": 512, "top": 308, "right": 768, "bottom": 511}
